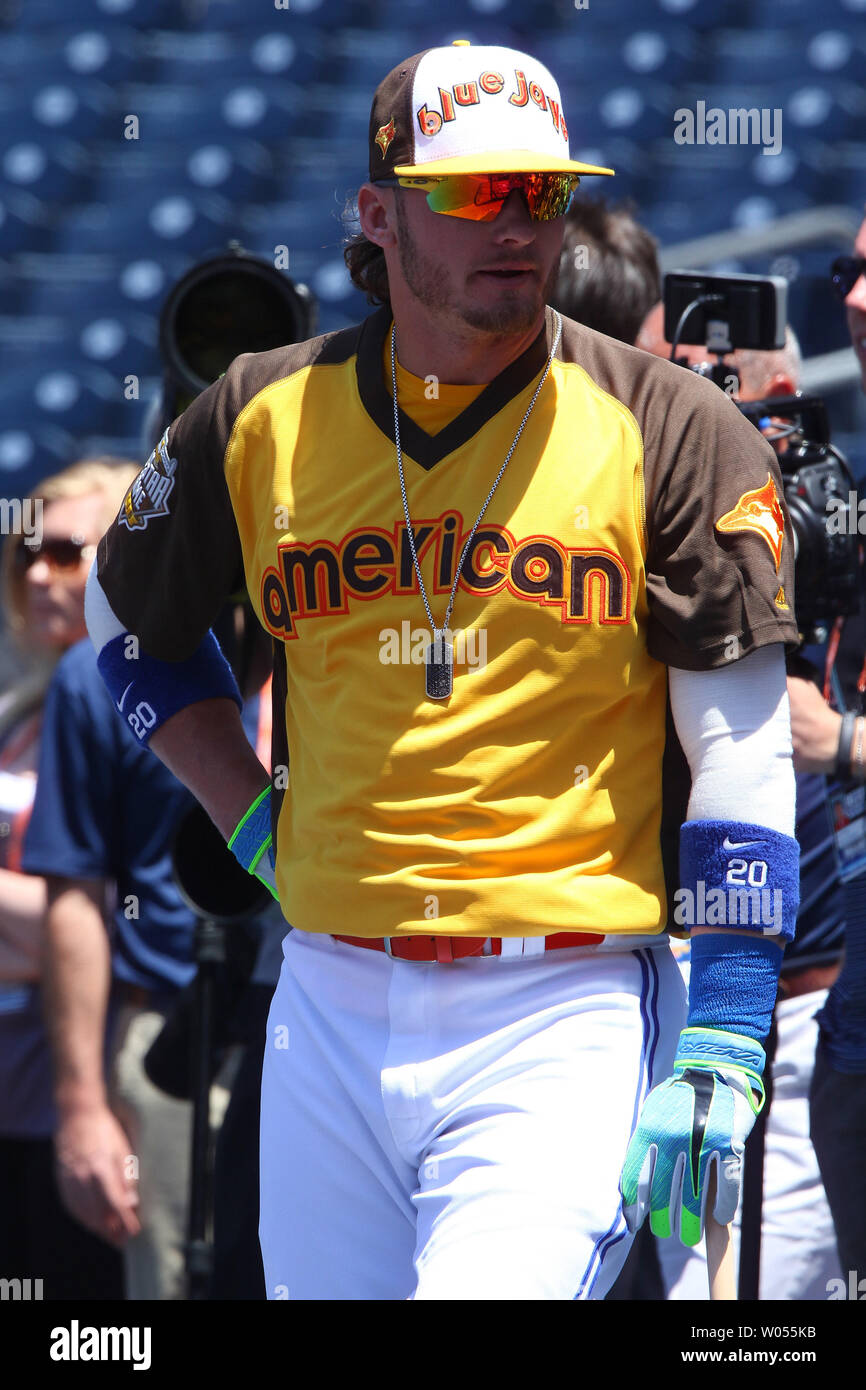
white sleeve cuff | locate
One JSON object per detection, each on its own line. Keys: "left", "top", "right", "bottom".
{"left": 669, "top": 643, "right": 796, "bottom": 837}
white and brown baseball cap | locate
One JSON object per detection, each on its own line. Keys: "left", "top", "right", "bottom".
{"left": 368, "top": 39, "right": 614, "bottom": 181}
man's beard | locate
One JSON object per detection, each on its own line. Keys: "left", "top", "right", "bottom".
{"left": 394, "top": 196, "right": 556, "bottom": 336}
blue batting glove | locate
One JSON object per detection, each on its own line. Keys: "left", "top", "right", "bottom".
{"left": 619, "top": 1026, "right": 765, "bottom": 1246}
{"left": 227, "top": 787, "right": 279, "bottom": 902}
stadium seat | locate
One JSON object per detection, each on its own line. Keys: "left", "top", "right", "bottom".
{"left": 4, "top": 77, "right": 118, "bottom": 142}
{"left": 238, "top": 197, "right": 347, "bottom": 258}
{"left": 705, "top": 28, "right": 835, "bottom": 84}
{"left": 535, "top": 27, "right": 700, "bottom": 87}
{"left": 0, "top": 27, "right": 141, "bottom": 82}
{"left": 151, "top": 26, "right": 327, "bottom": 86}
{"left": 649, "top": 0, "right": 752, "bottom": 29}
{"left": 7, "top": 0, "right": 192, "bottom": 29}
{"left": 0, "top": 139, "right": 93, "bottom": 205}
{"left": 0, "top": 191, "right": 57, "bottom": 255}
{"left": 191, "top": 0, "right": 362, "bottom": 31}
{"left": 0, "top": 423, "right": 80, "bottom": 500}
{"left": 50, "top": 190, "right": 236, "bottom": 257}
{"left": 0, "top": 358, "right": 126, "bottom": 433}
{"left": 751, "top": 0, "right": 852, "bottom": 23}
{"left": 85, "top": 136, "right": 279, "bottom": 206}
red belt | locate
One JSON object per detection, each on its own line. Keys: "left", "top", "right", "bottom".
{"left": 331, "top": 932, "right": 605, "bottom": 963}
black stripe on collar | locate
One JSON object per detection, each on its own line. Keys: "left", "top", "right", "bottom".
{"left": 356, "top": 304, "right": 559, "bottom": 472}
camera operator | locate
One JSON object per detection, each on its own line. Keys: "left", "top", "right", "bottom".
{"left": 637, "top": 298, "right": 845, "bottom": 1300}
{"left": 804, "top": 210, "right": 866, "bottom": 1285}
{"left": 636, "top": 302, "right": 801, "bottom": 403}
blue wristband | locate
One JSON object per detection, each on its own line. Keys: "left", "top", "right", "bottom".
{"left": 227, "top": 787, "right": 272, "bottom": 872}
{"left": 677, "top": 820, "right": 799, "bottom": 944}
{"left": 97, "top": 629, "right": 242, "bottom": 745}
{"left": 686, "top": 932, "right": 783, "bottom": 1041}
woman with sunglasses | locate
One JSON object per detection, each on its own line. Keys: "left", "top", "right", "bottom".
{"left": 0, "top": 457, "right": 139, "bottom": 1299}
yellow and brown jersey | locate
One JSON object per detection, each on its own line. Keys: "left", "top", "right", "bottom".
{"left": 97, "top": 305, "right": 799, "bottom": 939}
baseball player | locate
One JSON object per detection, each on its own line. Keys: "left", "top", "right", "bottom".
{"left": 86, "top": 41, "right": 801, "bottom": 1300}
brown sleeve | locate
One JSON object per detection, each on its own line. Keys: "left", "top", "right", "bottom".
{"left": 641, "top": 367, "right": 801, "bottom": 670}
{"left": 96, "top": 325, "right": 359, "bottom": 661}
{"left": 97, "top": 364, "right": 248, "bottom": 661}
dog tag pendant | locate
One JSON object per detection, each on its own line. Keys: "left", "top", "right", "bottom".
{"left": 425, "top": 631, "right": 453, "bottom": 701}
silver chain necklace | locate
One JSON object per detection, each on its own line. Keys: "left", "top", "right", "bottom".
{"left": 391, "top": 312, "right": 562, "bottom": 701}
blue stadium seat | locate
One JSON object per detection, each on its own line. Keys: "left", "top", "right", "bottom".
{"left": 802, "top": 27, "right": 866, "bottom": 81}
{"left": 823, "top": 0, "right": 866, "bottom": 16}
{"left": 3, "top": 289, "right": 157, "bottom": 371}
{"left": 587, "top": 81, "right": 674, "bottom": 143}
{"left": 238, "top": 198, "right": 347, "bottom": 257}
{"left": 727, "top": 186, "right": 814, "bottom": 229}
{"left": 50, "top": 190, "right": 236, "bottom": 257}
{"left": 190, "top": 0, "right": 362, "bottom": 31}
{"left": 0, "top": 423, "right": 79, "bottom": 499}
{"left": 750, "top": 0, "right": 850, "bottom": 22}
{"left": 644, "top": 196, "right": 733, "bottom": 244}
{"left": 4, "top": 77, "right": 117, "bottom": 142}
{"left": 0, "top": 191, "right": 57, "bottom": 254}
{"left": 705, "top": 29, "right": 833, "bottom": 85}
{"left": 115, "top": 250, "right": 194, "bottom": 313}
{"left": 305, "top": 79, "right": 378, "bottom": 145}
{"left": 17, "top": 256, "right": 129, "bottom": 321}
{"left": 0, "top": 139, "right": 93, "bottom": 204}
{"left": 0, "top": 28, "right": 141, "bottom": 82}
{"left": 648, "top": 0, "right": 752, "bottom": 29}
{"left": 0, "top": 359, "right": 123, "bottom": 434}
{"left": 534, "top": 27, "right": 699, "bottom": 87}
{"left": 86, "top": 136, "right": 279, "bottom": 205}
{"left": 151, "top": 26, "right": 327, "bottom": 86}
{"left": 329, "top": 27, "right": 420, "bottom": 75}
{"left": 7, "top": 0, "right": 191, "bottom": 29}
{"left": 113, "top": 76, "right": 300, "bottom": 141}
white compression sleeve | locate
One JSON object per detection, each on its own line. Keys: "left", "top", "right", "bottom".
{"left": 669, "top": 643, "right": 795, "bottom": 837}
{"left": 84, "top": 559, "right": 127, "bottom": 655}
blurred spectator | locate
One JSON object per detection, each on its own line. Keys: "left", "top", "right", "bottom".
{"left": 20, "top": 459, "right": 236, "bottom": 1299}
{"left": 552, "top": 196, "right": 660, "bottom": 345}
{"left": 805, "top": 209, "right": 866, "bottom": 1285}
{"left": 0, "top": 458, "right": 138, "bottom": 1299}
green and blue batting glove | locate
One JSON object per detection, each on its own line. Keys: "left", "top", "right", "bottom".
{"left": 619, "top": 1026, "right": 766, "bottom": 1247}
{"left": 227, "top": 786, "right": 279, "bottom": 902}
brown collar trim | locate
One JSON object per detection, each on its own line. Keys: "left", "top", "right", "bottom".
{"left": 356, "top": 305, "right": 558, "bottom": 471}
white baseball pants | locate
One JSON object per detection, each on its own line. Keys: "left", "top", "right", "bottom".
{"left": 259, "top": 928, "right": 686, "bottom": 1300}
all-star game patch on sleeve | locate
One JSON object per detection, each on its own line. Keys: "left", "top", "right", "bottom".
{"left": 97, "top": 370, "right": 247, "bottom": 660}
{"left": 637, "top": 361, "right": 801, "bottom": 670}
{"left": 96, "top": 334, "right": 347, "bottom": 661}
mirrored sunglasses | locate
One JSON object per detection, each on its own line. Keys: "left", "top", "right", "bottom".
{"left": 381, "top": 171, "right": 580, "bottom": 223}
